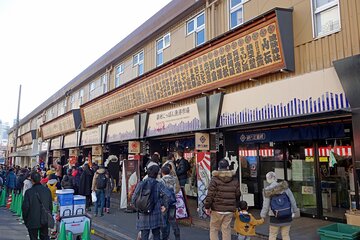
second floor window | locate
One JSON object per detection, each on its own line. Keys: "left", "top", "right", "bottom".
{"left": 230, "top": 0, "right": 244, "bottom": 29}
{"left": 79, "top": 89, "right": 84, "bottom": 105}
{"left": 156, "top": 33, "right": 171, "bottom": 67}
{"left": 312, "top": 0, "right": 340, "bottom": 37}
{"left": 115, "top": 64, "right": 124, "bottom": 87}
{"left": 70, "top": 94, "right": 76, "bottom": 109}
{"left": 187, "top": 12, "right": 205, "bottom": 46}
{"left": 101, "top": 74, "right": 108, "bottom": 93}
{"left": 133, "top": 51, "right": 144, "bottom": 76}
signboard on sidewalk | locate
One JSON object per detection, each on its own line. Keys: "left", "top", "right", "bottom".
{"left": 124, "top": 160, "right": 140, "bottom": 209}
{"left": 196, "top": 152, "right": 211, "bottom": 219}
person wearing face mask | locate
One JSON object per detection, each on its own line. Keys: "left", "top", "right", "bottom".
{"left": 260, "top": 171, "right": 299, "bottom": 240}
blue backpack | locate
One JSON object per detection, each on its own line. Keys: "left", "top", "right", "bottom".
{"left": 270, "top": 192, "right": 292, "bottom": 219}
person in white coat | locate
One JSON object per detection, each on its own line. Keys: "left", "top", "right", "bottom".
{"left": 22, "top": 172, "right": 33, "bottom": 196}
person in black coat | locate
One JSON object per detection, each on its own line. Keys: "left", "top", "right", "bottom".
{"left": 22, "top": 171, "right": 53, "bottom": 240}
{"left": 175, "top": 151, "right": 190, "bottom": 187}
{"left": 79, "top": 164, "right": 94, "bottom": 211}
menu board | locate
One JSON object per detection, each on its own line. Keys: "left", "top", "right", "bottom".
{"left": 82, "top": 16, "right": 286, "bottom": 127}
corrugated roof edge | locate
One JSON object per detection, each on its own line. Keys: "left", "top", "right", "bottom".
{"left": 18, "top": 0, "right": 204, "bottom": 126}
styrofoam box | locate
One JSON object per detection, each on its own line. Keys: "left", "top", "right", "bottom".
{"left": 59, "top": 205, "right": 73, "bottom": 217}
{"left": 59, "top": 215, "right": 91, "bottom": 235}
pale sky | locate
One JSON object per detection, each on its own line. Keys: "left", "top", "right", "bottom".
{"left": 0, "top": 0, "right": 172, "bottom": 127}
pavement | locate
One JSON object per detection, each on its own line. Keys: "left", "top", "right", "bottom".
{"left": 0, "top": 206, "right": 103, "bottom": 240}
{"left": 88, "top": 193, "right": 331, "bottom": 240}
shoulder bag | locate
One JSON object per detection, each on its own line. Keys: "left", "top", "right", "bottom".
{"left": 36, "top": 192, "right": 55, "bottom": 228}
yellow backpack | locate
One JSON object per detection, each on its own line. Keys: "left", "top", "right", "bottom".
{"left": 47, "top": 182, "right": 57, "bottom": 201}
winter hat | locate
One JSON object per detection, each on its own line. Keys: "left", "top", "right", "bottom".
{"left": 218, "top": 159, "right": 229, "bottom": 170}
{"left": 266, "top": 171, "right": 277, "bottom": 184}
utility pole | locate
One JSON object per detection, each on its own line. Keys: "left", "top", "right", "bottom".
{"left": 13, "top": 84, "right": 21, "bottom": 166}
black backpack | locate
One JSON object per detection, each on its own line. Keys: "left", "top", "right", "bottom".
{"left": 96, "top": 173, "right": 107, "bottom": 189}
{"left": 270, "top": 192, "right": 292, "bottom": 219}
{"left": 133, "top": 180, "right": 157, "bottom": 214}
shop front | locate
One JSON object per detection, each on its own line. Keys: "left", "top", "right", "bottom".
{"left": 50, "top": 135, "right": 63, "bottom": 166}
{"left": 105, "top": 117, "right": 137, "bottom": 186}
{"left": 40, "top": 109, "right": 82, "bottom": 167}
{"left": 219, "top": 67, "right": 352, "bottom": 221}
{"left": 63, "top": 131, "right": 80, "bottom": 167}
{"left": 80, "top": 125, "right": 103, "bottom": 166}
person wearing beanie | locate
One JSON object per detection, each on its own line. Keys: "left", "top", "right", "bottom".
{"left": 204, "top": 159, "right": 241, "bottom": 240}
{"left": 260, "top": 171, "right": 299, "bottom": 240}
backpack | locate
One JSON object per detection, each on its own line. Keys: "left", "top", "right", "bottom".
{"left": 133, "top": 180, "right": 157, "bottom": 214}
{"left": 96, "top": 173, "right": 107, "bottom": 189}
{"left": 270, "top": 192, "right": 292, "bottom": 219}
{"left": 47, "top": 182, "right": 57, "bottom": 201}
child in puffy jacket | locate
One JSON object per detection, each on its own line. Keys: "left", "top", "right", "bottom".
{"left": 234, "top": 201, "right": 264, "bottom": 240}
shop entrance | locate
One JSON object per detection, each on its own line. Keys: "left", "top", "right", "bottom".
{"left": 239, "top": 137, "right": 352, "bottom": 221}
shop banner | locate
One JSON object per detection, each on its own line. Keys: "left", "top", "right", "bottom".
{"left": 41, "top": 141, "right": 49, "bottom": 152}
{"left": 195, "top": 133, "right": 210, "bottom": 151}
{"left": 147, "top": 103, "right": 201, "bottom": 137}
{"left": 50, "top": 136, "right": 62, "bottom": 150}
{"left": 81, "top": 126, "right": 101, "bottom": 146}
{"left": 124, "top": 160, "right": 140, "bottom": 209}
{"left": 237, "top": 123, "right": 345, "bottom": 144}
{"left": 196, "top": 152, "right": 211, "bottom": 219}
{"left": 106, "top": 118, "right": 136, "bottom": 143}
{"left": 220, "top": 68, "right": 348, "bottom": 127}
{"left": 63, "top": 132, "right": 77, "bottom": 148}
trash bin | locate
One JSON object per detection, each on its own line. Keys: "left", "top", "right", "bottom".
{"left": 317, "top": 223, "right": 360, "bottom": 240}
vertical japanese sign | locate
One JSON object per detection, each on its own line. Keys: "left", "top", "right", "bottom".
{"left": 196, "top": 152, "right": 211, "bottom": 219}
{"left": 124, "top": 160, "right": 140, "bottom": 209}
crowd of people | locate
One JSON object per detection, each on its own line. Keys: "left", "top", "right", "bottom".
{"left": 0, "top": 150, "right": 299, "bottom": 240}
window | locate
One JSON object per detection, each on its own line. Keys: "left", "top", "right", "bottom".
{"left": 79, "top": 89, "right": 84, "bottom": 105}
{"left": 156, "top": 33, "right": 171, "bottom": 66}
{"left": 115, "top": 64, "right": 124, "bottom": 87}
{"left": 230, "top": 0, "right": 244, "bottom": 29}
{"left": 70, "top": 94, "right": 76, "bottom": 109}
{"left": 101, "top": 74, "right": 108, "bottom": 93}
{"left": 89, "top": 81, "right": 96, "bottom": 92}
{"left": 187, "top": 12, "right": 205, "bottom": 46}
{"left": 312, "top": 0, "right": 340, "bottom": 37}
{"left": 133, "top": 51, "right": 144, "bottom": 76}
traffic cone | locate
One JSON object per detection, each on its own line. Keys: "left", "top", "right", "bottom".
{"left": 58, "top": 222, "right": 66, "bottom": 240}
{"left": 66, "top": 231, "right": 73, "bottom": 240}
{"left": 16, "top": 194, "right": 23, "bottom": 216}
{"left": 11, "top": 193, "right": 18, "bottom": 212}
{"left": 6, "top": 193, "right": 12, "bottom": 209}
{"left": 81, "top": 221, "right": 90, "bottom": 240}
{"left": 0, "top": 189, "right": 6, "bottom": 206}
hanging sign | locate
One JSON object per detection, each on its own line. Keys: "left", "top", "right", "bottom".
{"left": 195, "top": 133, "right": 210, "bottom": 151}
{"left": 128, "top": 141, "right": 141, "bottom": 154}
{"left": 92, "top": 145, "right": 102, "bottom": 156}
